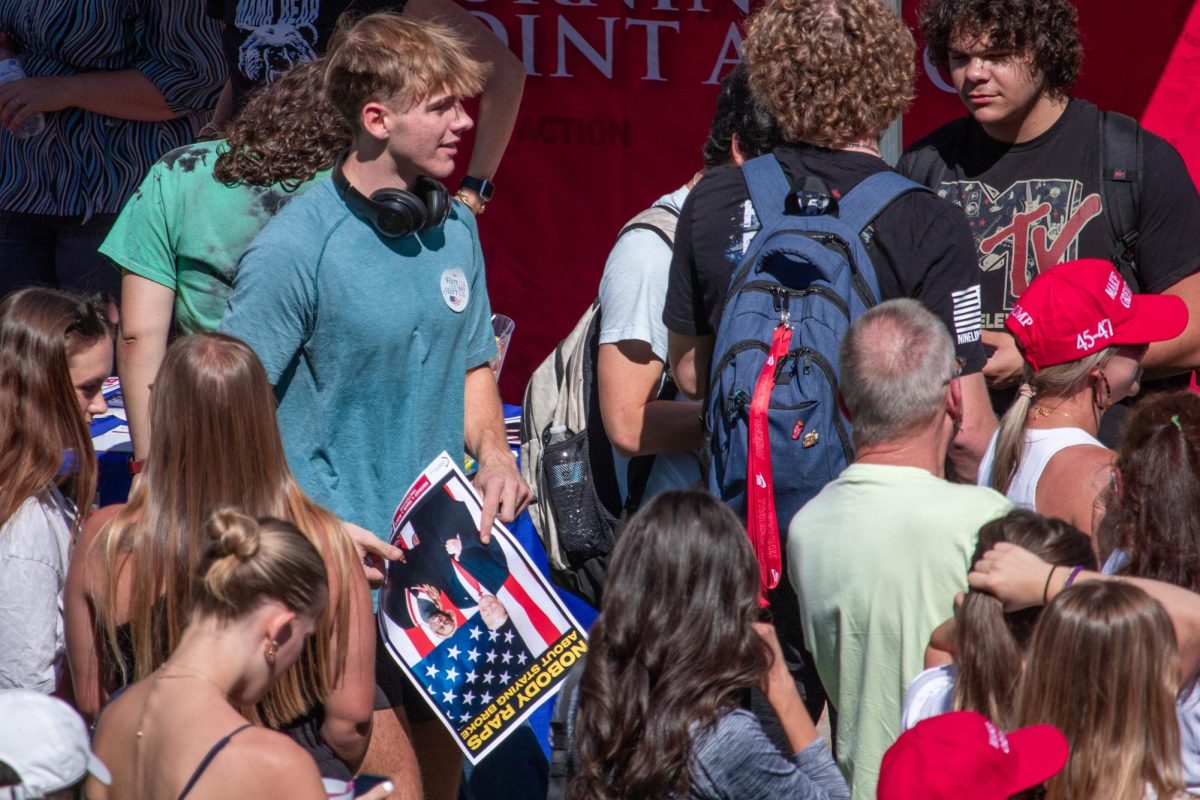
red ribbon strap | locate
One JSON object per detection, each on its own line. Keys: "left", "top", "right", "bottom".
{"left": 745, "top": 324, "right": 792, "bottom": 604}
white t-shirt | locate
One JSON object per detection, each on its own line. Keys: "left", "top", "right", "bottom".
{"left": 598, "top": 184, "right": 701, "bottom": 503}
{"left": 0, "top": 486, "right": 75, "bottom": 692}
{"left": 900, "top": 665, "right": 958, "bottom": 731}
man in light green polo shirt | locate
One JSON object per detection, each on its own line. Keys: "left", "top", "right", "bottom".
{"left": 788, "top": 299, "right": 1012, "bottom": 799}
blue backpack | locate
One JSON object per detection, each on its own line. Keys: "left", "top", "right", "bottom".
{"left": 707, "top": 155, "right": 929, "bottom": 576}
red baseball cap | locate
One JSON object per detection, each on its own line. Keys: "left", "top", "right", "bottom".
{"left": 1005, "top": 259, "right": 1187, "bottom": 371}
{"left": 877, "top": 711, "right": 1068, "bottom": 800}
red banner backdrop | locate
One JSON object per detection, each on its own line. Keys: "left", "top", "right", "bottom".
{"left": 465, "top": 0, "right": 1200, "bottom": 399}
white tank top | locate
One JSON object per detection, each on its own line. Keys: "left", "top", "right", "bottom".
{"left": 977, "top": 427, "right": 1105, "bottom": 509}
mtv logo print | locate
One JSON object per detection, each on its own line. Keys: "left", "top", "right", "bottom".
{"left": 936, "top": 178, "right": 1103, "bottom": 310}
{"left": 234, "top": 0, "right": 321, "bottom": 83}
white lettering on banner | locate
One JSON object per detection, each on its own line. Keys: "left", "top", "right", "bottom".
{"left": 1076, "top": 318, "right": 1114, "bottom": 351}
{"left": 1011, "top": 306, "right": 1033, "bottom": 327}
{"left": 553, "top": 16, "right": 617, "bottom": 77}
{"left": 467, "top": 2, "right": 746, "bottom": 84}
{"left": 706, "top": 23, "right": 743, "bottom": 84}
{"left": 1120, "top": 285, "right": 1133, "bottom": 308}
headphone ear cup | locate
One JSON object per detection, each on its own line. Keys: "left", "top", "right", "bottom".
{"left": 415, "top": 177, "right": 450, "bottom": 231}
{"left": 369, "top": 188, "right": 426, "bottom": 238}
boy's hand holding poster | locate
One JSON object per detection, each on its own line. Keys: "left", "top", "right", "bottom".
{"left": 378, "top": 452, "right": 588, "bottom": 763}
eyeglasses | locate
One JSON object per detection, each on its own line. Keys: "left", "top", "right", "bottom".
{"left": 944, "top": 356, "right": 965, "bottom": 385}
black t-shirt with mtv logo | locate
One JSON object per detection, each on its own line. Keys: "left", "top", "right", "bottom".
{"left": 898, "top": 99, "right": 1200, "bottom": 333}
{"left": 206, "top": 0, "right": 403, "bottom": 113}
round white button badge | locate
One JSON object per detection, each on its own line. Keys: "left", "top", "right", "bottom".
{"left": 440, "top": 267, "right": 469, "bottom": 312}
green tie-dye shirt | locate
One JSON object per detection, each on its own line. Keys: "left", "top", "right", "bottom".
{"left": 100, "top": 139, "right": 329, "bottom": 333}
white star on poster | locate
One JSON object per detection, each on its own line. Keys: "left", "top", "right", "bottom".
{"left": 517, "top": 652, "right": 528, "bottom": 665}
{"left": 463, "top": 691, "right": 475, "bottom": 705}
{"left": 483, "top": 672, "right": 495, "bottom": 684}
{"left": 468, "top": 648, "right": 480, "bottom": 662}
{"left": 466, "top": 670, "right": 477, "bottom": 684}
{"left": 488, "top": 629, "right": 500, "bottom": 642}
{"left": 447, "top": 645, "right": 461, "bottom": 659}
{"left": 445, "top": 667, "right": 459, "bottom": 682}
{"left": 425, "top": 664, "right": 439, "bottom": 679}
{"left": 481, "top": 691, "right": 493, "bottom": 704}
{"left": 459, "top": 713, "right": 471, "bottom": 723}
{"left": 486, "top": 650, "right": 498, "bottom": 664}
{"left": 501, "top": 651, "right": 513, "bottom": 664}
{"left": 504, "top": 631, "right": 515, "bottom": 644}
{"left": 500, "top": 671, "right": 511, "bottom": 683}
{"left": 442, "top": 688, "right": 456, "bottom": 703}
{"left": 469, "top": 626, "right": 483, "bottom": 641}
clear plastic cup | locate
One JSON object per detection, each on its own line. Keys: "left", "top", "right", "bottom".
{"left": 490, "top": 313, "right": 515, "bottom": 381}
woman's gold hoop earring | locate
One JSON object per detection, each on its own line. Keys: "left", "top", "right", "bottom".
{"left": 1094, "top": 372, "right": 1113, "bottom": 411}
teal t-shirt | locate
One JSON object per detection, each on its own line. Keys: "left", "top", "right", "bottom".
{"left": 99, "top": 140, "right": 327, "bottom": 333}
{"left": 220, "top": 179, "right": 496, "bottom": 540}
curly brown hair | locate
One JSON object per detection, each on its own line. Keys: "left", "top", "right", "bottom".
{"left": 743, "top": 0, "right": 915, "bottom": 147}
{"left": 919, "top": 0, "right": 1082, "bottom": 98}
{"left": 212, "top": 60, "right": 350, "bottom": 190}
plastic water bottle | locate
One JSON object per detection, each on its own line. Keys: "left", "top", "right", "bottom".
{"left": 0, "top": 57, "right": 46, "bottom": 139}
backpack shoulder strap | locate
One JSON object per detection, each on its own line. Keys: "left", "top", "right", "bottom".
{"left": 617, "top": 204, "right": 680, "bottom": 249}
{"left": 741, "top": 154, "right": 793, "bottom": 231}
{"left": 898, "top": 121, "right": 966, "bottom": 188}
{"left": 1098, "top": 110, "right": 1144, "bottom": 290}
{"left": 547, "top": 657, "right": 588, "bottom": 800}
{"left": 836, "top": 171, "right": 931, "bottom": 235}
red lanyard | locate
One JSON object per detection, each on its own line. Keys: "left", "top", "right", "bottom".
{"left": 745, "top": 323, "right": 792, "bottom": 605}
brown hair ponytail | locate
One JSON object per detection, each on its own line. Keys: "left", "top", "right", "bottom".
{"left": 953, "top": 511, "right": 1096, "bottom": 726}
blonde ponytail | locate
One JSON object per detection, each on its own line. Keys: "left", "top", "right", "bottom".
{"left": 989, "top": 348, "right": 1117, "bottom": 496}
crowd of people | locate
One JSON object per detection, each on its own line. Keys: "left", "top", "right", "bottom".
{"left": 2, "top": 0, "right": 1200, "bottom": 798}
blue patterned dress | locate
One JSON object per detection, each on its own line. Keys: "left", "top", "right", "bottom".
{"left": 0, "top": 0, "right": 225, "bottom": 219}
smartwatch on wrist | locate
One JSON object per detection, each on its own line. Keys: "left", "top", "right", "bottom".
{"left": 459, "top": 175, "right": 495, "bottom": 202}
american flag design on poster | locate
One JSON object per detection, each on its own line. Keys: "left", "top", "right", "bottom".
{"left": 378, "top": 453, "right": 588, "bottom": 763}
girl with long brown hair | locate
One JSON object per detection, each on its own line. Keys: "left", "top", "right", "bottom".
{"left": 103, "top": 58, "right": 349, "bottom": 466}
{"left": 969, "top": 542, "right": 1200, "bottom": 800}
{"left": 64, "top": 333, "right": 375, "bottom": 781}
{"left": 567, "top": 490, "right": 848, "bottom": 800}
{"left": 1021, "top": 582, "right": 1185, "bottom": 800}
{"left": 89, "top": 508, "right": 393, "bottom": 800}
{"left": 901, "top": 510, "right": 1097, "bottom": 730}
{"left": 0, "top": 287, "right": 112, "bottom": 693}
{"left": 1097, "top": 390, "right": 1200, "bottom": 792}
{"left": 978, "top": 259, "right": 1187, "bottom": 537}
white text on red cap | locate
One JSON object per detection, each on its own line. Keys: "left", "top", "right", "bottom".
{"left": 1076, "top": 318, "right": 1113, "bottom": 351}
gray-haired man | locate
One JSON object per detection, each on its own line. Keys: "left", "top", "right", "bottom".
{"left": 787, "top": 299, "right": 1012, "bottom": 798}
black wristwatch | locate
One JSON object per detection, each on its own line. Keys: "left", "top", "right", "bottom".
{"left": 459, "top": 175, "right": 495, "bottom": 202}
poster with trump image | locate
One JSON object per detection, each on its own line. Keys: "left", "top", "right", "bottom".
{"left": 379, "top": 452, "right": 588, "bottom": 763}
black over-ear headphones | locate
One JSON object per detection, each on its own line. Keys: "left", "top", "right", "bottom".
{"left": 332, "top": 160, "right": 450, "bottom": 239}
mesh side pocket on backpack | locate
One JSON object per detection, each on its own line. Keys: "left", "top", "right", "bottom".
{"left": 541, "top": 426, "right": 618, "bottom": 567}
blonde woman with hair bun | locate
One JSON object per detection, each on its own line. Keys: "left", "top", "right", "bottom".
{"left": 88, "top": 509, "right": 394, "bottom": 800}
{"left": 65, "top": 332, "right": 391, "bottom": 785}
